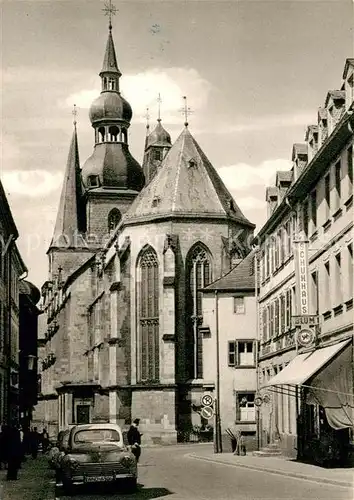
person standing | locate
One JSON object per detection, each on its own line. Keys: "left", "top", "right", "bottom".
{"left": 41, "top": 428, "right": 49, "bottom": 453}
{"left": 4, "top": 423, "right": 22, "bottom": 480}
{"left": 127, "top": 418, "right": 142, "bottom": 463}
{"left": 29, "top": 427, "right": 40, "bottom": 459}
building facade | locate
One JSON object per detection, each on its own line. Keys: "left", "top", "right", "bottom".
{"left": 34, "top": 20, "right": 255, "bottom": 443}
{"left": 201, "top": 251, "right": 258, "bottom": 451}
{"left": 0, "top": 180, "right": 29, "bottom": 425}
{"left": 256, "top": 58, "right": 353, "bottom": 465}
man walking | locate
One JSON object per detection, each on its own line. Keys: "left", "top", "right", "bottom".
{"left": 127, "top": 418, "right": 142, "bottom": 463}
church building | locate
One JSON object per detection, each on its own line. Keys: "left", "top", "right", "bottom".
{"left": 35, "top": 17, "right": 255, "bottom": 444}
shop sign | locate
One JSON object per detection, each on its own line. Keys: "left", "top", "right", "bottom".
{"left": 294, "top": 235, "right": 310, "bottom": 315}
{"left": 291, "top": 315, "right": 319, "bottom": 328}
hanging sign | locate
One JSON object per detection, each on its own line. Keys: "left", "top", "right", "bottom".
{"left": 294, "top": 234, "right": 310, "bottom": 315}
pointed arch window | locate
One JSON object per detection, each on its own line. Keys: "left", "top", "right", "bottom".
{"left": 108, "top": 208, "right": 121, "bottom": 232}
{"left": 137, "top": 247, "right": 159, "bottom": 382}
{"left": 186, "top": 244, "right": 212, "bottom": 379}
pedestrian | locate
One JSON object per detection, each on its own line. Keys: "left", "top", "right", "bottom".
{"left": 29, "top": 426, "right": 41, "bottom": 459}
{"left": 234, "top": 430, "right": 246, "bottom": 456}
{"left": 127, "top": 418, "right": 142, "bottom": 463}
{"left": 41, "top": 427, "right": 50, "bottom": 453}
{"left": 225, "top": 426, "right": 237, "bottom": 453}
{"left": 0, "top": 423, "right": 8, "bottom": 470}
{"left": 4, "top": 423, "right": 22, "bottom": 480}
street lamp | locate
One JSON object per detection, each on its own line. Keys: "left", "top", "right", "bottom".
{"left": 27, "top": 355, "right": 37, "bottom": 371}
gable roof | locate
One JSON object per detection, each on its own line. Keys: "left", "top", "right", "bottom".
{"left": 122, "top": 127, "right": 254, "bottom": 227}
{"left": 203, "top": 251, "right": 255, "bottom": 292}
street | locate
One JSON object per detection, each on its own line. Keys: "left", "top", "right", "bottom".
{"left": 55, "top": 444, "right": 353, "bottom": 500}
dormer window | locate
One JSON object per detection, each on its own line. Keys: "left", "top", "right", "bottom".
{"left": 229, "top": 199, "right": 236, "bottom": 212}
{"left": 153, "top": 149, "right": 163, "bottom": 161}
{"left": 188, "top": 158, "right": 196, "bottom": 168}
{"left": 328, "top": 106, "right": 334, "bottom": 133}
{"left": 88, "top": 175, "right": 100, "bottom": 188}
{"left": 348, "top": 75, "right": 354, "bottom": 107}
{"left": 152, "top": 196, "right": 161, "bottom": 208}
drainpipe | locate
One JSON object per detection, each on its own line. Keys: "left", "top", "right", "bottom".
{"left": 6, "top": 236, "right": 15, "bottom": 425}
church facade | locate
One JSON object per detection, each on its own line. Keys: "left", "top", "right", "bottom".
{"left": 35, "top": 21, "right": 255, "bottom": 444}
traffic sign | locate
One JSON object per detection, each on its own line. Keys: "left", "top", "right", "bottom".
{"left": 201, "top": 394, "right": 213, "bottom": 407}
{"left": 200, "top": 406, "right": 214, "bottom": 420}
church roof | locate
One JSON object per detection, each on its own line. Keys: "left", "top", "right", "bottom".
{"left": 203, "top": 250, "right": 255, "bottom": 292}
{"left": 50, "top": 125, "right": 84, "bottom": 248}
{"left": 122, "top": 127, "right": 254, "bottom": 226}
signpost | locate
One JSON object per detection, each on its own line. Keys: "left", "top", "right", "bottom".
{"left": 200, "top": 406, "right": 214, "bottom": 420}
{"left": 201, "top": 394, "right": 213, "bottom": 407}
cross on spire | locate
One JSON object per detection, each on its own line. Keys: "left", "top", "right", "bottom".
{"left": 145, "top": 107, "right": 150, "bottom": 131}
{"left": 72, "top": 104, "right": 78, "bottom": 126}
{"left": 102, "top": 0, "right": 118, "bottom": 31}
{"left": 157, "top": 93, "right": 162, "bottom": 122}
{"left": 179, "top": 96, "right": 193, "bottom": 127}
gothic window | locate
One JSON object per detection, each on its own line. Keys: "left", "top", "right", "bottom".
{"left": 137, "top": 247, "right": 159, "bottom": 382}
{"left": 186, "top": 244, "right": 212, "bottom": 379}
{"left": 153, "top": 149, "right": 163, "bottom": 161}
{"left": 108, "top": 208, "right": 121, "bottom": 232}
{"left": 108, "top": 126, "right": 119, "bottom": 142}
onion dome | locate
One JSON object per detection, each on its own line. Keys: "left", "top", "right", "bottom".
{"left": 89, "top": 92, "right": 132, "bottom": 125}
{"left": 147, "top": 120, "right": 171, "bottom": 148}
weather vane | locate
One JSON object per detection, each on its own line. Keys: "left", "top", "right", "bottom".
{"left": 157, "top": 93, "right": 162, "bottom": 122}
{"left": 179, "top": 96, "right": 193, "bottom": 127}
{"left": 72, "top": 104, "right": 78, "bottom": 126}
{"left": 102, "top": 0, "right": 118, "bottom": 30}
{"left": 145, "top": 107, "right": 150, "bottom": 131}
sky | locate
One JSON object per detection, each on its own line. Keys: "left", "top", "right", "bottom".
{"left": 1, "top": 0, "right": 353, "bottom": 288}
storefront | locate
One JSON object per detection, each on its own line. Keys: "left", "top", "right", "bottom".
{"left": 262, "top": 338, "right": 354, "bottom": 466}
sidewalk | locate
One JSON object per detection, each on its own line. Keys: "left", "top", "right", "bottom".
{"left": 0, "top": 455, "right": 55, "bottom": 500}
{"left": 188, "top": 447, "right": 354, "bottom": 488}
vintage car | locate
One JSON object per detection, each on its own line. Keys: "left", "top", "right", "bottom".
{"left": 58, "top": 423, "right": 137, "bottom": 494}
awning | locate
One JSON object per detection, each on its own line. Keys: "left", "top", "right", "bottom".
{"left": 261, "top": 339, "right": 353, "bottom": 430}
{"left": 262, "top": 339, "right": 351, "bottom": 388}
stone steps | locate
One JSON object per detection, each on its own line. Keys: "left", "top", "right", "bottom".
{"left": 253, "top": 440, "right": 283, "bottom": 457}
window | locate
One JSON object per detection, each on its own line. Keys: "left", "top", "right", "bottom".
{"left": 88, "top": 175, "right": 99, "bottom": 188}
{"left": 274, "top": 298, "right": 279, "bottom": 337}
{"left": 324, "top": 261, "right": 330, "bottom": 311}
{"left": 291, "top": 286, "right": 296, "bottom": 315}
{"left": 335, "top": 161, "right": 341, "bottom": 206}
{"left": 153, "top": 149, "right": 163, "bottom": 161}
{"left": 108, "top": 126, "right": 119, "bottom": 142}
{"left": 285, "top": 289, "right": 292, "bottom": 329}
{"left": 270, "top": 302, "right": 274, "bottom": 338}
{"left": 311, "top": 271, "right": 319, "bottom": 315}
{"left": 285, "top": 220, "right": 291, "bottom": 259}
{"left": 280, "top": 294, "right": 286, "bottom": 334}
{"left": 233, "top": 297, "right": 245, "bottom": 314}
{"left": 228, "top": 341, "right": 255, "bottom": 366}
{"left": 186, "top": 244, "right": 212, "bottom": 379}
{"left": 265, "top": 241, "right": 270, "bottom": 277}
{"left": 137, "top": 246, "right": 160, "bottom": 382}
{"left": 237, "top": 393, "right": 255, "bottom": 422}
{"left": 325, "top": 173, "right": 331, "bottom": 215}
{"left": 348, "top": 146, "right": 353, "bottom": 194}
{"left": 108, "top": 208, "right": 121, "bottom": 232}
{"left": 274, "top": 235, "right": 279, "bottom": 269}
{"left": 334, "top": 253, "right": 342, "bottom": 305}
{"left": 310, "top": 189, "right": 317, "bottom": 229}
{"left": 262, "top": 308, "right": 268, "bottom": 342}
{"left": 108, "top": 78, "right": 116, "bottom": 90}
{"left": 348, "top": 244, "right": 353, "bottom": 299}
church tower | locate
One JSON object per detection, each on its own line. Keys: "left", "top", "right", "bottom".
{"left": 142, "top": 97, "right": 172, "bottom": 184}
{"left": 47, "top": 118, "right": 92, "bottom": 282}
{"left": 81, "top": 21, "right": 145, "bottom": 247}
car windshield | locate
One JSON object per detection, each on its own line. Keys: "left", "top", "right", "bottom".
{"left": 74, "top": 429, "right": 121, "bottom": 444}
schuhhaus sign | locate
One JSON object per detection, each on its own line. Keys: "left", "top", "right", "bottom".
{"left": 294, "top": 234, "right": 310, "bottom": 316}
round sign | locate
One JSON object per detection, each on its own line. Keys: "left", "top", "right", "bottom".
{"left": 200, "top": 406, "right": 214, "bottom": 420}
{"left": 201, "top": 394, "right": 213, "bottom": 407}
{"left": 297, "top": 328, "right": 315, "bottom": 348}
{"left": 254, "top": 396, "right": 263, "bottom": 407}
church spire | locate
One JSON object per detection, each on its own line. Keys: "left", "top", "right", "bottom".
{"left": 100, "top": 1, "right": 121, "bottom": 91}
{"left": 50, "top": 110, "right": 84, "bottom": 248}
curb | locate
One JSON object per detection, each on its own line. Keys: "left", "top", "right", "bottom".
{"left": 188, "top": 454, "right": 354, "bottom": 488}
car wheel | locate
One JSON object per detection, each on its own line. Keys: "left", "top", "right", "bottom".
{"left": 124, "top": 478, "right": 137, "bottom": 492}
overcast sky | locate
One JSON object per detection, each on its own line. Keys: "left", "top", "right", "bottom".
{"left": 1, "top": 0, "right": 353, "bottom": 287}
